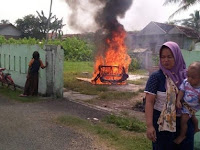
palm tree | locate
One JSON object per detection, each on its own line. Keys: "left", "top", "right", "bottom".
{"left": 182, "top": 10, "right": 200, "bottom": 31}
{"left": 171, "top": 10, "right": 200, "bottom": 31}
{"left": 50, "top": 17, "right": 65, "bottom": 39}
{"left": 164, "top": 0, "right": 200, "bottom": 19}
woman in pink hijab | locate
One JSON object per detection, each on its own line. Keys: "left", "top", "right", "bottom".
{"left": 144, "top": 41, "right": 194, "bottom": 150}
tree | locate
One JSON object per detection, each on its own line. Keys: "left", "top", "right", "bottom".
{"left": 36, "top": 10, "right": 65, "bottom": 39}
{"left": 182, "top": 10, "right": 200, "bottom": 31}
{"left": 15, "top": 11, "right": 65, "bottom": 40}
{"left": 15, "top": 15, "right": 44, "bottom": 39}
{"left": 0, "top": 19, "right": 10, "bottom": 24}
{"left": 50, "top": 17, "right": 65, "bottom": 39}
{"left": 164, "top": 0, "right": 200, "bottom": 18}
{"left": 171, "top": 10, "right": 200, "bottom": 32}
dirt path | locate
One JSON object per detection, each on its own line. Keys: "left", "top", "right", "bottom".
{"left": 0, "top": 95, "right": 111, "bottom": 150}
{"left": 91, "top": 92, "right": 146, "bottom": 122}
{"left": 63, "top": 83, "right": 146, "bottom": 122}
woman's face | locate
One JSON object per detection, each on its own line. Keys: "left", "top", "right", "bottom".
{"left": 160, "top": 47, "right": 175, "bottom": 70}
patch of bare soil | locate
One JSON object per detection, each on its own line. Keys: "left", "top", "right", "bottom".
{"left": 64, "top": 82, "right": 146, "bottom": 122}
{"left": 92, "top": 91, "right": 146, "bottom": 122}
{"left": 107, "top": 84, "right": 144, "bottom": 92}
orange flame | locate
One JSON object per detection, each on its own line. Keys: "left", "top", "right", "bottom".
{"left": 92, "top": 25, "right": 131, "bottom": 84}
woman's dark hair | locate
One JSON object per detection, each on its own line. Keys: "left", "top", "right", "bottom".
{"left": 159, "top": 45, "right": 171, "bottom": 57}
{"left": 32, "top": 51, "right": 40, "bottom": 60}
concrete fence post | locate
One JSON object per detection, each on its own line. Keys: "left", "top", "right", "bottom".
{"left": 44, "top": 45, "right": 64, "bottom": 98}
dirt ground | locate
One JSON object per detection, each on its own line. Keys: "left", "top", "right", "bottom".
{"left": 63, "top": 83, "right": 146, "bottom": 122}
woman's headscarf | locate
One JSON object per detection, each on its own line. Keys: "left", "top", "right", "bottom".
{"left": 158, "top": 41, "right": 186, "bottom": 132}
{"left": 159, "top": 41, "right": 186, "bottom": 88}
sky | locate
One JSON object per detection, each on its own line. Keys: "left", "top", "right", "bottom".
{"left": 0, "top": 0, "right": 199, "bottom": 34}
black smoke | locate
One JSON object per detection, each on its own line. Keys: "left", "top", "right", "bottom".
{"left": 65, "top": 0, "right": 133, "bottom": 33}
{"left": 95, "top": 0, "right": 133, "bottom": 31}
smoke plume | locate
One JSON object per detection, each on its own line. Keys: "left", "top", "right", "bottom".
{"left": 65, "top": 0, "right": 133, "bottom": 33}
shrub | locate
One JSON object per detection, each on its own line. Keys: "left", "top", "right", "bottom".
{"left": 0, "top": 36, "right": 7, "bottom": 44}
{"left": 128, "top": 58, "right": 140, "bottom": 72}
{"left": 0, "top": 36, "right": 95, "bottom": 62}
{"left": 152, "top": 55, "right": 159, "bottom": 66}
{"left": 61, "top": 37, "right": 94, "bottom": 61}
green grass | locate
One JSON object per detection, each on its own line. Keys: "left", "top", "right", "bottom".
{"left": 56, "top": 115, "right": 151, "bottom": 150}
{"left": 127, "top": 77, "right": 148, "bottom": 85}
{"left": 63, "top": 61, "right": 109, "bottom": 95}
{"left": 0, "top": 61, "right": 146, "bottom": 102}
{"left": 63, "top": 61, "right": 143, "bottom": 101}
{"left": 63, "top": 72, "right": 108, "bottom": 95}
{"left": 64, "top": 61, "right": 94, "bottom": 73}
{"left": 104, "top": 114, "right": 146, "bottom": 132}
{"left": 63, "top": 72, "right": 139, "bottom": 100}
{"left": 0, "top": 86, "right": 46, "bottom": 102}
{"left": 99, "top": 91, "right": 137, "bottom": 100}
{"left": 130, "top": 69, "right": 148, "bottom": 75}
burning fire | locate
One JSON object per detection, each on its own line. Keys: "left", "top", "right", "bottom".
{"left": 91, "top": 25, "right": 131, "bottom": 84}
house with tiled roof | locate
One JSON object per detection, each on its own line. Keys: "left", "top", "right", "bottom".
{"left": 0, "top": 24, "right": 22, "bottom": 39}
{"left": 133, "top": 21, "right": 200, "bottom": 53}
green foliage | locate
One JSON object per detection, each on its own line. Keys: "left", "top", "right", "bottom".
{"left": 172, "top": 10, "right": 200, "bottom": 33}
{"left": 61, "top": 37, "right": 94, "bottom": 61}
{"left": 128, "top": 58, "right": 140, "bottom": 72}
{"left": 165, "top": 0, "right": 199, "bottom": 19}
{"left": 0, "top": 36, "right": 43, "bottom": 46}
{"left": 0, "top": 36, "right": 94, "bottom": 61}
{"left": 15, "top": 15, "right": 44, "bottom": 39}
{"left": 0, "top": 36, "right": 7, "bottom": 44}
{"left": 15, "top": 11, "right": 65, "bottom": 39}
{"left": 152, "top": 55, "right": 159, "bottom": 66}
{"left": 104, "top": 114, "right": 146, "bottom": 132}
{"left": 36, "top": 10, "right": 65, "bottom": 33}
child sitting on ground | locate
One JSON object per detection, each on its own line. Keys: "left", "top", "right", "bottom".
{"left": 174, "top": 61, "right": 200, "bottom": 144}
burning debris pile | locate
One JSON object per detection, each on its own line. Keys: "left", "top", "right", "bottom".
{"left": 91, "top": 0, "right": 132, "bottom": 84}
{"left": 91, "top": 23, "right": 131, "bottom": 84}
{"left": 92, "top": 65, "right": 129, "bottom": 84}
{"left": 65, "top": 0, "right": 133, "bottom": 84}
